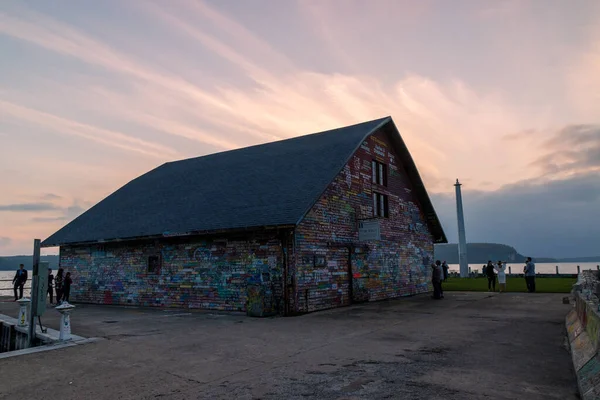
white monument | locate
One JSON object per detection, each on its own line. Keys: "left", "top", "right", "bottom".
{"left": 455, "top": 179, "right": 469, "bottom": 278}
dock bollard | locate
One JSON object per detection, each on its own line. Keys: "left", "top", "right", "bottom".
{"left": 55, "top": 302, "right": 76, "bottom": 341}
{"left": 16, "top": 298, "right": 31, "bottom": 327}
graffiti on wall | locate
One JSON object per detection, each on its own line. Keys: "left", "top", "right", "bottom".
{"left": 60, "top": 235, "right": 284, "bottom": 313}
{"left": 296, "top": 129, "right": 434, "bottom": 312}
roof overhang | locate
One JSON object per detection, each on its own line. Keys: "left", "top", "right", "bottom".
{"left": 41, "top": 224, "right": 296, "bottom": 248}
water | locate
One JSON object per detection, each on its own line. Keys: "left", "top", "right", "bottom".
{"left": 0, "top": 270, "right": 32, "bottom": 298}
{"left": 448, "top": 262, "right": 600, "bottom": 275}
{"left": 2, "top": 262, "right": 598, "bottom": 296}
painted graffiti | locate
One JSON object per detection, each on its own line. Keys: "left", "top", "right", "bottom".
{"left": 295, "top": 130, "right": 434, "bottom": 312}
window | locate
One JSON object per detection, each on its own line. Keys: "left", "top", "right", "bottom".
{"left": 148, "top": 255, "right": 161, "bottom": 274}
{"left": 373, "top": 192, "right": 389, "bottom": 218}
{"left": 92, "top": 245, "right": 106, "bottom": 258}
{"left": 371, "top": 160, "right": 387, "bottom": 186}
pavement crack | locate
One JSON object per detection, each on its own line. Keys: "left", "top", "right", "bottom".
{"left": 166, "top": 371, "right": 204, "bottom": 385}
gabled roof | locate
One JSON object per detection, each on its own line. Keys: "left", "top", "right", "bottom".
{"left": 42, "top": 117, "right": 447, "bottom": 247}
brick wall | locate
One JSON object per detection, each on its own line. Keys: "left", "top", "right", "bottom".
{"left": 59, "top": 233, "right": 285, "bottom": 313}
{"left": 295, "top": 129, "right": 435, "bottom": 312}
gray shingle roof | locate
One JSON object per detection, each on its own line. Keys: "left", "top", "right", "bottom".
{"left": 42, "top": 117, "right": 447, "bottom": 247}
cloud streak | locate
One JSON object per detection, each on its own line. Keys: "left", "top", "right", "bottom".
{"left": 0, "top": 100, "right": 178, "bottom": 158}
{"left": 0, "top": 202, "right": 59, "bottom": 212}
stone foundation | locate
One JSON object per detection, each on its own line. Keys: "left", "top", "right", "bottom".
{"left": 566, "top": 270, "right": 600, "bottom": 399}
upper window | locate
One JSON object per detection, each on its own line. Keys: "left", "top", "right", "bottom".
{"left": 373, "top": 192, "right": 389, "bottom": 218}
{"left": 372, "top": 160, "right": 387, "bottom": 186}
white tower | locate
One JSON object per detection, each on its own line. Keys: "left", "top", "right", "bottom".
{"left": 455, "top": 179, "right": 469, "bottom": 278}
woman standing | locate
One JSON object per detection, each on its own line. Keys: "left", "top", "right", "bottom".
{"left": 55, "top": 268, "right": 64, "bottom": 305}
{"left": 63, "top": 272, "right": 73, "bottom": 303}
{"left": 495, "top": 261, "right": 507, "bottom": 292}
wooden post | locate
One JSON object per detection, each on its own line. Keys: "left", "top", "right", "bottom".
{"left": 556, "top": 265, "right": 559, "bottom": 275}
{"left": 28, "top": 239, "right": 41, "bottom": 347}
{"left": 509, "top": 266, "right": 512, "bottom": 275}
{"left": 577, "top": 265, "right": 581, "bottom": 274}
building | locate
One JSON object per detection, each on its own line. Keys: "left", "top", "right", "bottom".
{"left": 42, "top": 117, "right": 447, "bottom": 316}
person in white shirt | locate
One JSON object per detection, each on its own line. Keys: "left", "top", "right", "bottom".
{"left": 495, "top": 261, "right": 507, "bottom": 292}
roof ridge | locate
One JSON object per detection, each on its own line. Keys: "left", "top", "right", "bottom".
{"left": 166, "top": 117, "right": 391, "bottom": 165}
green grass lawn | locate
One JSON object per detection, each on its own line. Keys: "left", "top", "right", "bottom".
{"left": 442, "top": 276, "right": 576, "bottom": 293}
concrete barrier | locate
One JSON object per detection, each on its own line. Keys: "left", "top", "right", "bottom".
{"left": 0, "top": 319, "right": 30, "bottom": 352}
{"left": 566, "top": 270, "right": 600, "bottom": 399}
{"left": 0, "top": 313, "right": 88, "bottom": 356}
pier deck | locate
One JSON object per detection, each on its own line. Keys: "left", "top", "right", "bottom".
{"left": 0, "top": 292, "right": 578, "bottom": 399}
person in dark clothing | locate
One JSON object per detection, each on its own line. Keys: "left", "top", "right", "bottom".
{"left": 485, "top": 260, "right": 496, "bottom": 292}
{"left": 442, "top": 261, "right": 449, "bottom": 281}
{"left": 55, "top": 268, "right": 64, "bottom": 304}
{"left": 63, "top": 272, "right": 73, "bottom": 303}
{"left": 48, "top": 268, "right": 55, "bottom": 304}
{"left": 12, "top": 264, "right": 28, "bottom": 301}
{"left": 431, "top": 260, "right": 443, "bottom": 299}
{"left": 524, "top": 257, "right": 536, "bottom": 292}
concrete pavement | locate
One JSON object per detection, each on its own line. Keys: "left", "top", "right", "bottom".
{"left": 0, "top": 292, "right": 578, "bottom": 399}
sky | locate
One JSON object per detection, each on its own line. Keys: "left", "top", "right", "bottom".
{"left": 0, "top": 0, "right": 599, "bottom": 258}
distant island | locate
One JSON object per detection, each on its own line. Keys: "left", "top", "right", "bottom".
{"left": 434, "top": 243, "right": 600, "bottom": 264}
{"left": 0, "top": 255, "right": 59, "bottom": 271}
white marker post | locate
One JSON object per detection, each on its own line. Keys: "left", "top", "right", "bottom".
{"left": 56, "top": 302, "right": 76, "bottom": 341}
{"left": 17, "top": 298, "right": 31, "bottom": 327}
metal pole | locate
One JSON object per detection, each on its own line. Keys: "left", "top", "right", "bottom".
{"left": 28, "top": 239, "right": 41, "bottom": 347}
{"left": 454, "top": 179, "right": 469, "bottom": 278}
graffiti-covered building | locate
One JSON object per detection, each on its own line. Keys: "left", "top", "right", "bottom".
{"left": 42, "top": 117, "right": 447, "bottom": 316}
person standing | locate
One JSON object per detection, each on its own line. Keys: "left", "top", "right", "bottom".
{"left": 524, "top": 257, "right": 536, "bottom": 292}
{"left": 12, "top": 264, "right": 28, "bottom": 301}
{"left": 63, "top": 272, "right": 73, "bottom": 303}
{"left": 485, "top": 261, "right": 496, "bottom": 292}
{"left": 431, "top": 261, "right": 443, "bottom": 299}
{"left": 442, "top": 261, "right": 449, "bottom": 281}
{"left": 495, "top": 261, "right": 507, "bottom": 292}
{"left": 55, "top": 268, "right": 64, "bottom": 304}
{"left": 47, "top": 268, "right": 55, "bottom": 304}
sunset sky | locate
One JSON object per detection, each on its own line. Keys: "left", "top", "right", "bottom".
{"left": 1, "top": 0, "right": 599, "bottom": 258}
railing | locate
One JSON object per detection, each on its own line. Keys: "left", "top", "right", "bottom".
{"left": 0, "top": 279, "right": 31, "bottom": 291}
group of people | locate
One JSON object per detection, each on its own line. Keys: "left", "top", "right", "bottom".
{"left": 48, "top": 267, "right": 73, "bottom": 304}
{"left": 483, "top": 257, "right": 536, "bottom": 293}
{"left": 12, "top": 263, "right": 73, "bottom": 304}
{"left": 431, "top": 257, "right": 537, "bottom": 298}
{"left": 431, "top": 260, "right": 449, "bottom": 299}
{"left": 483, "top": 260, "right": 507, "bottom": 292}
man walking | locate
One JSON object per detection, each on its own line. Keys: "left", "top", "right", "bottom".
{"left": 524, "top": 257, "right": 536, "bottom": 292}
{"left": 12, "top": 264, "right": 28, "bottom": 301}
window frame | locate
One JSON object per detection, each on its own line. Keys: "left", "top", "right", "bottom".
{"left": 372, "top": 192, "right": 389, "bottom": 218}
{"left": 372, "top": 160, "right": 388, "bottom": 186}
